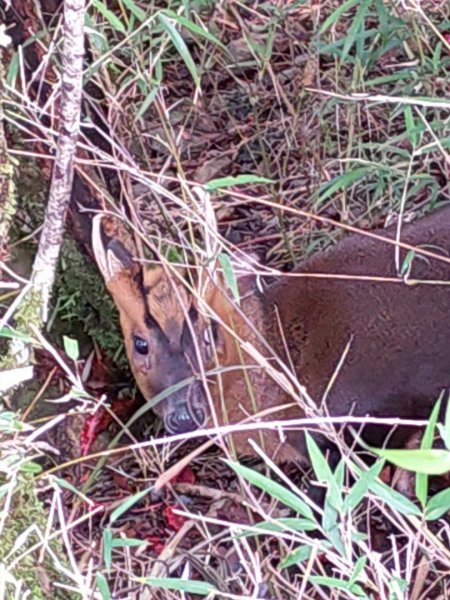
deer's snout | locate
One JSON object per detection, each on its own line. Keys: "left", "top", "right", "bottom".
{"left": 165, "top": 404, "right": 206, "bottom": 434}
{"left": 161, "top": 379, "right": 207, "bottom": 435}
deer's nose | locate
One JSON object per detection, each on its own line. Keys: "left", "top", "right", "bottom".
{"left": 165, "top": 405, "right": 206, "bottom": 434}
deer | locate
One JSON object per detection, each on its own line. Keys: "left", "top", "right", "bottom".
{"left": 92, "top": 206, "right": 450, "bottom": 463}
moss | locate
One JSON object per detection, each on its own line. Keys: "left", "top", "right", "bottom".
{"left": 54, "top": 236, "right": 127, "bottom": 370}
{"left": 15, "top": 289, "right": 44, "bottom": 334}
{"left": 0, "top": 160, "right": 17, "bottom": 247}
{"left": 0, "top": 471, "right": 72, "bottom": 599}
{"left": 8, "top": 157, "right": 127, "bottom": 372}
{"left": 0, "top": 158, "right": 46, "bottom": 370}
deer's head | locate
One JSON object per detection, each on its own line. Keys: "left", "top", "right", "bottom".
{"left": 92, "top": 217, "right": 250, "bottom": 435}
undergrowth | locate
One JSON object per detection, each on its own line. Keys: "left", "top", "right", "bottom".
{"left": 1, "top": 1, "right": 450, "bottom": 599}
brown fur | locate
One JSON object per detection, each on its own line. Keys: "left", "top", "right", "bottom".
{"left": 93, "top": 207, "right": 450, "bottom": 461}
{"left": 143, "top": 268, "right": 191, "bottom": 353}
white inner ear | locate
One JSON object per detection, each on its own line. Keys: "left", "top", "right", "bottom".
{"left": 203, "top": 326, "right": 212, "bottom": 346}
{"left": 106, "top": 248, "right": 128, "bottom": 278}
{"left": 92, "top": 214, "right": 111, "bottom": 281}
{"left": 92, "top": 214, "right": 129, "bottom": 282}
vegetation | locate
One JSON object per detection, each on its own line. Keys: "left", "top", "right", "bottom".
{"left": 1, "top": 0, "right": 450, "bottom": 598}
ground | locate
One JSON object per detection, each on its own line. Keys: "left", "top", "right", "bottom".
{"left": 1, "top": 1, "right": 450, "bottom": 599}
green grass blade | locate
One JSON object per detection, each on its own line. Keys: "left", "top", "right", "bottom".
{"left": 122, "top": 0, "right": 146, "bottom": 22}
{"left": 226, "top": 460, "right": 316, "bottom": 522}
{"left": 95, "top": 572, "right": 111, "bottom": 600}
{"left": 218, "top": 253, "right": 240, "bottom": 305}
{"left": 138, "top": 577, "right": 216, "bottom": 595}
{"left": 205, "top": 174, "right": 273, "bottom": 191}
{"left": 425, "top": 487, "right": 450, "bottom": 521}
{"left": 110, "top": 487, "right": 153, "bottom": 523}
{"left": 318, "top": 167, "right": 370, "bottom": 204}
{"left": 416, "top": 398, "right": 441, "bottom": 505}
{"left": 159, "top": 14, "right": 200, "bottom": 87}
{"left": 319, "top": 0, "right": 361, "bottom": 34}
{"left": 163, "top": 10, "right": 227, "bottom": 51}
{"left": 341, "top": 0, "right": 372, "bottom": 64}
{"left": 92, "top": 0, "right": 126, "bottom": 34}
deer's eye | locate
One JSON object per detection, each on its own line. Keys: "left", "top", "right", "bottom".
{"left": 133, "top": 335, "right": 149, "bottom": 356}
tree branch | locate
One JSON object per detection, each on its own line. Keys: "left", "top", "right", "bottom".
{"left": 31, "top": 0, "right": 86, "bottom": 323}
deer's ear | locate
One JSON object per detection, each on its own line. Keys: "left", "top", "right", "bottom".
{"left": 92, "top": 215, "right": 136, "bottom": 283}
{"left": 92, "top": 215, "right": 147, "bottom": 322}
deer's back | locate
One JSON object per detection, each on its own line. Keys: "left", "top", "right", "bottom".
{"left": 265, "top": 207, "right": 450, "bottom": 448}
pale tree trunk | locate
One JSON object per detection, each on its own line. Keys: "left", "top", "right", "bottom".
{"left": 31, "top": 0, "right": 86, "bottom": 323}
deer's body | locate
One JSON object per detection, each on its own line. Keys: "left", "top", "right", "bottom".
{"left": 93, "top": 207, "right": 450, "bottom": 461}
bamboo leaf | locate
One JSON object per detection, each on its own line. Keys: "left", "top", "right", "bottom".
{"left": 92, "top": 1, "right": 126, "bottom": 34}
{"left": 159, "top": 14, "right": 200, "bottom": 87}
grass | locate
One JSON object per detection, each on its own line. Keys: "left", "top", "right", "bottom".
{"left": 2, "top": 0, "right": 450, "bottom": 598}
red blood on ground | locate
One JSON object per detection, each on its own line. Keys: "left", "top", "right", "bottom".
{"left": 80, "top": 397, "right": 138, "bottom": 455}
{"left": 80, "top": 411, "right": 104, "bottom": 456}
{"left": 163, "top": 505, "right": 186, "bottom": 531}
{"left": 171, "top": 466, "right": 196, "bottom": 485}
{"left": 146, "top": 534, "right": 165, "bottom": 555}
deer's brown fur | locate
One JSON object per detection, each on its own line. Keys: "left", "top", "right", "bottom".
{"left": 93, "top": 207, "right": 450, "bottom": 461}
